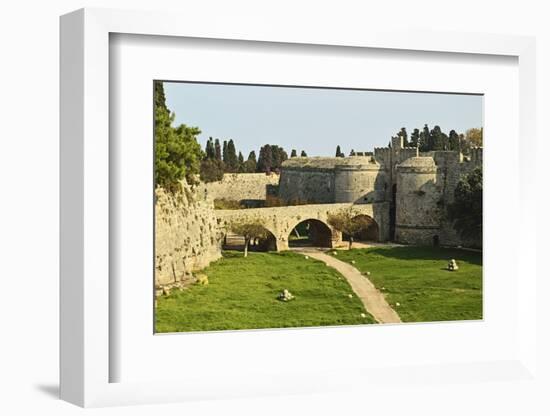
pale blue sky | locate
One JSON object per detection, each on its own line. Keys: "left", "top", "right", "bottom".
{"left": 164, "top": 82, "right": 483, "bottom": 157}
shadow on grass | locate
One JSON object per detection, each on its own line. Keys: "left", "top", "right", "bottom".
{"left": 359, "top": 246, "right": 482, "bottom": 266}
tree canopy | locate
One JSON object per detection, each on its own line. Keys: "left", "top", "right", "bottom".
{"left": 327, "top": 208, "right": 373, "bottom": 249}
{"left": 154, "top": 81, "right": 202, "bottom": 191}
{"left": 229, "top": 220, "right": 271, "bottom": 257}
{"left": 447, "top": 167, "right": 482, "bottom": 247}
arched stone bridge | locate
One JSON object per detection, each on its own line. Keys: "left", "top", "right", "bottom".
{"left": 216, "top": 202, "right": 389, "bottom": 251}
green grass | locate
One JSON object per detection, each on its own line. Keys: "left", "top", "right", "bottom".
{"left": 335, "top": 246, "right": 482, "bottom": 322}
{"left": 155, "top": 251, "right": 376, "bottom": 333}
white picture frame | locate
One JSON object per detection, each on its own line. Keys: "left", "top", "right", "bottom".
{"left": 60, "top": 7, "right": 538, "bottom": 407}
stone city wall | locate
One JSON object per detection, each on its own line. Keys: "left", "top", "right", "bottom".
{"left": 278, "top": 168, "right": 335, "bottom": 203}
{"left": 155, "top": 182, "right": 222, "bottom": 287}
{"left": 201, "top": 173, "right": 280, "bottom": 202}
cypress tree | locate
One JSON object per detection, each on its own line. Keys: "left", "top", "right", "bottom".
{"left": 226, "top": 139, "right": 238, "bottom": 172}
{"left": 237, "top": 151, "right": 244, "bottom": 172}
{"left": 399, "top": 127, "right": 409, "bottom": 147}
{"left": 291, "top": 149, "right": 297, "bottom": 158}
{"left": 419, "top": 124, "right": 430, "bottom": 152}
{"left": 257, "top": 145, "right": 273, "bottom": 173}
{"left": 205, "top": 137, "right": 215, "bottom": 159}
{"left": 244, "top": 151, "right": 257, "bottom": 173}
{"left": 449, "top": 130, "right": 460, "bottom": 151}
{"left": 222, "top": 140, "right": 228, "bottom": 164}
{"left": 300, "top": 150, "right": 307, "bottom": 157}
{"left": 410, "top": 128, "right": 420, "bottom": 148}
{"left": 336, "top": 145, "right": 343, "bottom": 157}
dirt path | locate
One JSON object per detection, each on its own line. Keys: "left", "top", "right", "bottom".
{"left": 294, "top": 248, "right": 401, "bottom": 324}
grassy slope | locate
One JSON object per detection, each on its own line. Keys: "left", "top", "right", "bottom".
{"left": 156, "top": 251, "right": 376, "bottom": 333}
{"left": 335, "top": 246, "right": 482, "bottom": 323}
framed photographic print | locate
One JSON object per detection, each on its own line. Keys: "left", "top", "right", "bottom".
{"left": 60, "top": 8, "right": 538, "bottom": 408}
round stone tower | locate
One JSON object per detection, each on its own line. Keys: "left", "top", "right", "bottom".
{"left": 395, "top": 157, "right": 442, "bottom": 245}
{"left": 334, "top": 157, "right": 387, "bottom": 204}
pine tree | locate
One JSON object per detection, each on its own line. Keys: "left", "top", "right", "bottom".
{"left": 300, "top": 150, "right": 307, "bottom": 157}
{"left": 350, "top": 149, "right": 356, "bottom": 156}
{"left": 291, "top": 149, "right": 297, "bottom": 158}
{"left": 154, "top": 81, "right": 202, "bottom": 191}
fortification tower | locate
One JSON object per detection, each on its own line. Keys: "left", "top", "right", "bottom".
{"left": 394, "top": 157, "right": 442, "bottom": 245}
{"left": 334, "top": 157, "right": 387, "bottom": 204}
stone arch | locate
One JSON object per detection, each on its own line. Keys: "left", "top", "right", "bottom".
{"left": 287, "top": 218, "right": 334, "bottom": 248}
{"left": 343, "top": 214, "right": 380, "bottom": 243}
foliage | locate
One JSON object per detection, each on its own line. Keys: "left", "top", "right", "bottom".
{"left": 257, "top": 144, "right": 287, "bottom": 173}
{"left": 229, "top": 220, "right": 271, "bottom": 257}
{"left": 204, "top": 137, "right": 216, "bottom": 159}
{"left": 429, "top": 125, "right": 449, "bottom": 150}
{"left": 465, "top": 127, "right": 483, "bottom": 147}
{"left": 410, "top": 128, "right": 420, "bottom": 148}
{"left": 327, "top": 207, "right": 373, "bottom": 249}
{"left": 154, "top": 81, "right": 203, "bottom": 191}
{"left": 447, "top": 167, "right": 482, "bottom": 246}
{"left": 237, "top": 152, "right": 245, "bottom": 172}
{"left": 224, "top": 139, "right": 239, "bottom": 172}
{"left": 199, "top": 158, "right": 224, "bottom": 183}
{"left": 335, "top": 145, "right": 345, "bottom": 157}
{"left": 155, "top": 251, "right": 374, "bottom": 332}
{"left": 392, "top": 127, "right": 408, "bottom": 147}
{"left": 300, "top": 150, "right": 308, "bottom": 157}
{"left": 213, "top": 198, "right": 244, "bottom": 210}
{"left": 418, "top": 124, "right": 431, "bottom": 152}
{"left": 336, "top": 246, "right": 482, "bottom": 322}
{"left": 290, "top": 149, "right": 297, "bottom": 158}
{"left": 263, "top": 195, "right": 310, "bottom": 207}
{"left": 449, "top": 129, "right": 460, "bottom": 151}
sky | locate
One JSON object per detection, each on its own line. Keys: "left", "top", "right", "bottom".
{"left": 164, "top": 82, "right": 483, "bottom": 158}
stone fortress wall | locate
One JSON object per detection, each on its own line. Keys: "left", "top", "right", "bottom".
{"left": 155, "top": 182, "right": 223, "bottom": 288}
{"left": 200, "top": 172, "right": 279, "bottom": 202}
{"left": 278, "top": 136, "right": 483, "bottom": 247}
{"left": 154, "top": 138, "right": 483, "bottom": 287}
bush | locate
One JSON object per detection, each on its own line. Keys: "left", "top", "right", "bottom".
{"left": 213, "top": 198, "right": 244, "bottom": 210}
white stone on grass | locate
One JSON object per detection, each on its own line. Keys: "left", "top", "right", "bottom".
{"left": 278, "top": 289, "right": 295, "bottom": 302}
{"left": 348, "top": 294, "right": 353, "bottom": 298}
{"left": 361, "top": 313, "right": 367, "bottom": 318}
{"left": 396, "top": 302, "right": 401, "bottom": 307}
{"left": 447, "top": 259, "right": 459, "bottom": 271}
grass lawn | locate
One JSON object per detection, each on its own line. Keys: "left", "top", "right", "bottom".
{"left": 155, "top": 251, "right": 376, "bottom": 333}
{"left": 335, "top": 246, "right": 482, "bottom": 323}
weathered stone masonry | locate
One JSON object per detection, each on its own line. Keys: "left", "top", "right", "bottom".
{"left": 154, "top": 139, "right": 482, "bottom": 286}
{"left": 155, "top": 183, "right": 222, "bottom": 287}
